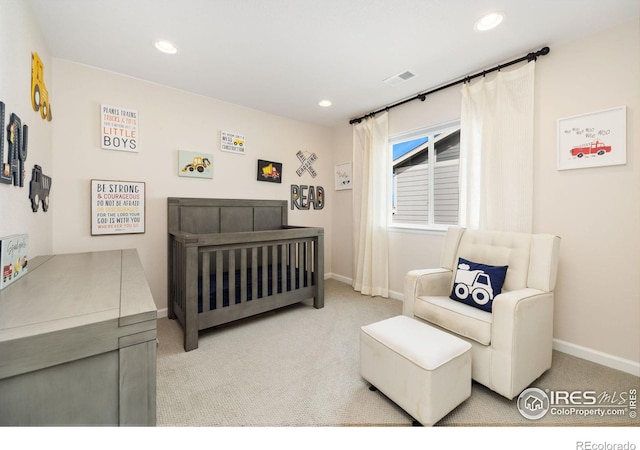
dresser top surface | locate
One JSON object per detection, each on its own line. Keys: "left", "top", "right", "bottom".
{"left": 0, "top": 249, "right": 156, "bottom": 341}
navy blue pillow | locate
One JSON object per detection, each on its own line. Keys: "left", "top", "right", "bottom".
{"left": 449, "top": 257, "right": 508, "bottom": 312}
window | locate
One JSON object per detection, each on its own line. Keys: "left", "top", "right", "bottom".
{"left": 391, "top": 121, "right": 460, "bottom": 228}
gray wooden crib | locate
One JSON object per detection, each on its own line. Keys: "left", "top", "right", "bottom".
{"left": 167, "top": 197, "right": 324, "bottom": 351}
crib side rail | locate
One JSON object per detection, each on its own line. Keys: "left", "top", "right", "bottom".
{"left": 168, "top": 227, "right": 323, "bottom": 351}
{"left": 170, "top": 226, "right": 323, "bottom": 247}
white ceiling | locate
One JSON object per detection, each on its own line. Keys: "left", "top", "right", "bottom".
{"left": 27, "top": 0, "right": 640, "bottom": 127}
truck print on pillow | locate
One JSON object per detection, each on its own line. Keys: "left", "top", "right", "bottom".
{"left": 449, "top": 257, "right": 508, "bottom": 312}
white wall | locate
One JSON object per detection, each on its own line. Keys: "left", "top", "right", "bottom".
{"left": 534, "top": 19, "right": 639, "bottom": 366}
{"left": 330, "top": 123, "right": 354, "bottom": 283}
{"left": 331, "top": 19, "right": 640, "bottom": 368}
{"left": 50, "top": 60, "right": 334, "bottom": 312}
{"left": 0, "top": 0, "right": 53, "bottom": 256}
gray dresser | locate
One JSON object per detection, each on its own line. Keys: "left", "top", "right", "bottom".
{"left": 0, "top": 249, "right": 157, "bottom": 426}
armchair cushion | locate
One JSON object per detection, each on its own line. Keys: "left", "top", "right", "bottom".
{"left": 415, "top": 295, "right": 492, "bottom": 345}
{"left": 449, "top": 257, "right": 508, "bottom": 312}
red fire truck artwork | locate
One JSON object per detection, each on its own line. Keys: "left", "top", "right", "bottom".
{"left": 570, "top": 141, "right": 612, "bottom": 158}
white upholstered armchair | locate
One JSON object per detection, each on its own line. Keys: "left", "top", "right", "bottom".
{"left": 403, "top": 227, "right": 560, "bottom": 400}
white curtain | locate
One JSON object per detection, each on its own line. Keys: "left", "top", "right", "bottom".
{"left": 459, "top": 62, "right": 536, "bottom": 233}
{"left": 352, "top": 112, "right": 389, "bottom": 297}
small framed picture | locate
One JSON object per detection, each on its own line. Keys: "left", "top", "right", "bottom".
{"left": 257, "top": 159, "right": 282, "bottom": 183}
{"left": 334, "top": 162, "right": 352, "bottom": 190}
{"left": 178, "top": 150, "right": 213, "bottom": 178}
{"left": 221, "top": 131, "right": 245, "bottom": 155}
{"left": 557, "top": 106, "right": 626, "bottom": 170}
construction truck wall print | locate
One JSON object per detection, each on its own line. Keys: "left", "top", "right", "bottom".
{"left": 31, "top": 52, "right": 52, "bottom": 121}
{"left": 257, "top": 159, "right": 282, "bottom": 183}
{"left": 178, "top": 151, "right": 213, "bottom": 179}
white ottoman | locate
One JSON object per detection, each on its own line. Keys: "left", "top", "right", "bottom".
{"left": 360, "top": 315, "right": 472, "bottom": 426}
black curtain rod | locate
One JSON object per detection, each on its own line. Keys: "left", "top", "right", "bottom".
{"left": 349, "top": 46, "right": 550, "bottom": 125}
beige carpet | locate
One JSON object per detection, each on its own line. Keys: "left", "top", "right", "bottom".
{"left": 156, "top": 279, "right": 639, "bottom": 427}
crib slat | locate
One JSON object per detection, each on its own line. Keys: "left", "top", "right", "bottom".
{"left": 280, "top": 244, "right": 286, "bottom": 293}
{"left": 261, "top": 245, "right": 268, "bottom": 298}
{"left": 174, "top": 241, "right": 180, "bottom": 311}
{"left": 311, "top": 240, "right": 316, "bottom": 285}
{"left": 228, "top": 250, "right": 236, "bottom": 306}
{"left": 271, "top": 244, "right": 278, "bottom": 295}
{"left": 179, "top": 241, "right": 185, "bottom": 311}
{"left": 289, "top": 243, "right": 296, "bottom": 291}
{"left": 298, "top": 241, "right": 304, "bottom": 290}
{"left": 201, "top": 251, "right": 210, "bottom": 311}
{"left": 251, "top": 247, "right": 258, "bottom": 300}
{"left": 240, "top": 248, "right": 247, "bottom": 303}
{"left": 172, "top": 240, "right": 182, "bottom": 313}
{"left": 301, "top": 240, "right": 307, "bottom": 287}
{"left": 305, "top": 239, "right": 312, "bottom": 287}
{"left": 216, "top": 251, "right": 224, "bottom": 308}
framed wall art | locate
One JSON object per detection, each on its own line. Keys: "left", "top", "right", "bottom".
{"left": 101, "top": 104, "right": 138, "bottom": 153}
{"left": 91, "top": 180, "right": 145, "bottom": 235}
{"left": 257, "top": 159, "right": 282, "bottom": 183}
{"left": 334, "top": 161, "right": 352, "bottom": 190}
{"left": 557, "top": 106, "right": 626, "bottom": 171}
{"left": 179, "top": 150, "right": 213, "bottom": 178}
{"left": 221, "top": 131, "right": 245, "bottom": 155}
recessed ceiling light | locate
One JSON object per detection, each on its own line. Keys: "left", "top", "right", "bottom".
{"left": 474, "top": 12, "right": 504, "bottom": 31}
{"left": 154, "top": 40, "right": 178, "bottom": 54}
{"left": 318, "top": 100, "right": 332, "bottom": 107}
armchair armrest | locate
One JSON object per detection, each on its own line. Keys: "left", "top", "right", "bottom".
{"left": 490, "top": 288, "right": 554, "bottom": 398}
{"left": 403, "top": 268, "right": 453, "bottom": 317}
{"left": 491, "top": 288, "right": 553, "bottom": 347}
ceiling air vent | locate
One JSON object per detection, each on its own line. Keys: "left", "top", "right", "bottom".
{"left": 383, "top": 70, "right": 416, "bottom": 87}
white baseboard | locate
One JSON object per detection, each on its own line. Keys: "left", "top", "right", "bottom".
{"left": 158, "top": 308, "right": 168, "bottom": 318}
{"left": 329, "top": 273, "right": 352, "bottom": 285}
{"left": 329, "top": 274, "right": 404, "bottom": 302}
{"left": 553, "top": 338, "right": 640, "bottom": 377}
